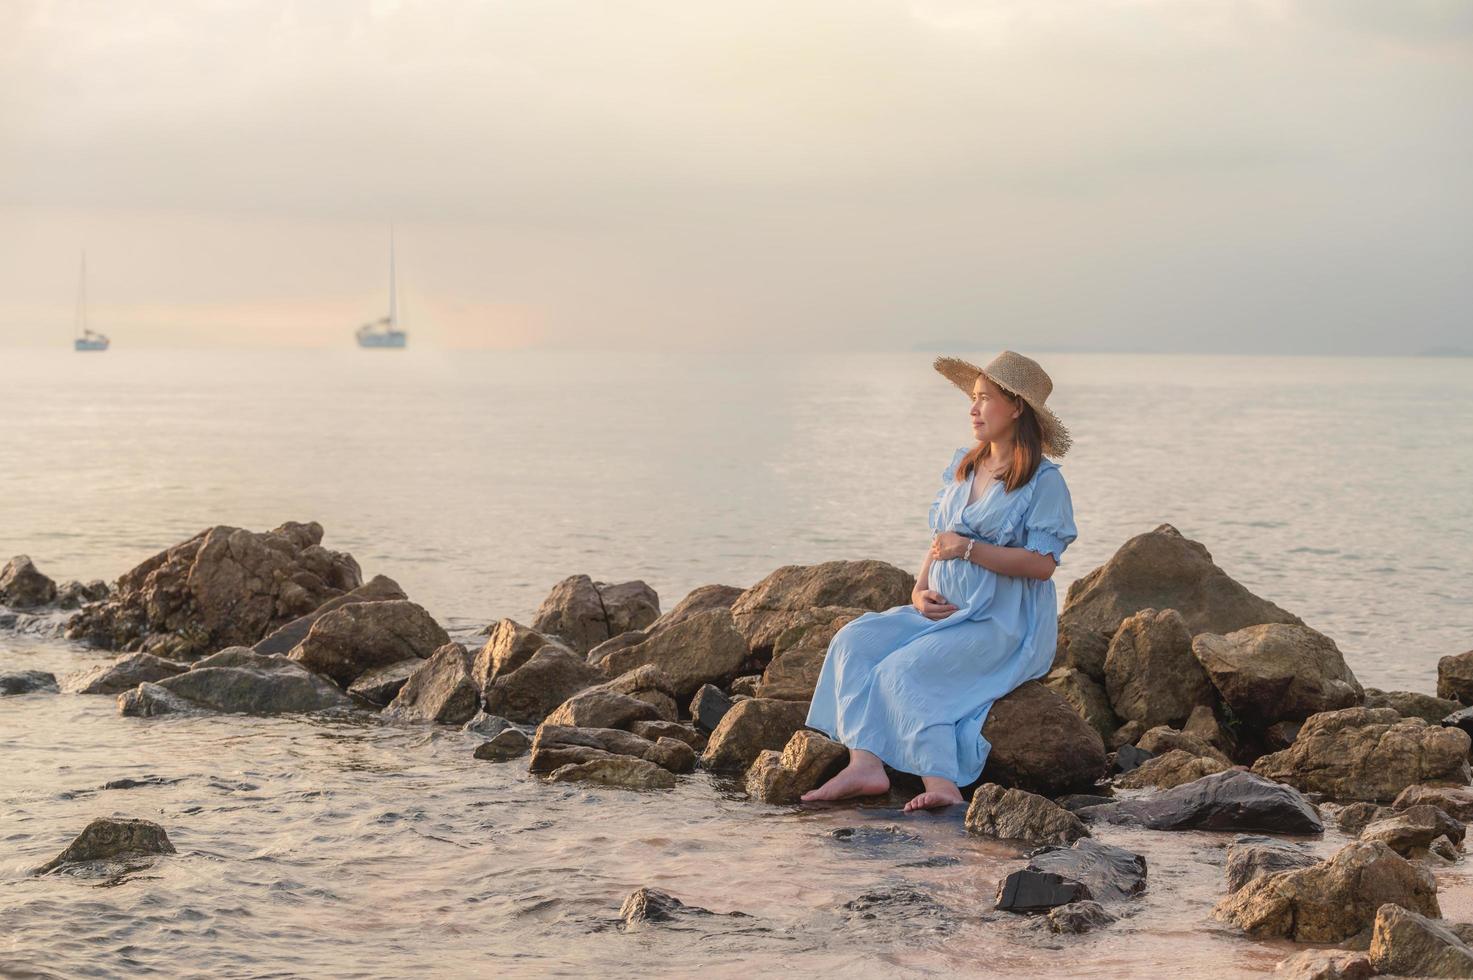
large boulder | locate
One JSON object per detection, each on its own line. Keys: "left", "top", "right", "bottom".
{"left": 483, "top": 645, "right": 600, "bottom": 725}
{"left": 118, "top": 653, "right": 351, "bottom": 715}
{"left": 756, "top": 608, "right": 866, "bottom": 701}
{"left": 1364, "top": 687, "right": 1462, "bottom": 724}
{"left": 288, "top": 599, "right": 448, "bottom": 687}
{"left": 1214, "top": 840, "right": 1439, "bottom": 943}
{"left": 32, "top": 817, "right": 175, "bottom": 875}
{"left": 66, "top": 522, "right": 362, "bottom": 658}
{"left": 589, "top": 608, "right": 750, "bottom": 702}
{"left": 1224, "top": 835, "right": 1317, "bottom": 893}
{"left": 1360, "top": 805, "right": 1466, "bottom": 857}
{"left": 532, "top": 575, "right": 659, "bottom": 654}
{"left": 1043, "top": 667, "right": 1117, "bottom": 741}
{"left": 472, "top": 619, "right": 561, "bottom": 687}
{"left": 252, "top": 574, "right": 406, "bottom": 656}
{"left": 700, "top": 698, "right": 812, "bottom": 772}
{"left": 1369, "top": 903, "right": 1473, "bottom": 978}
{"left": 382, "top": 643, "right": 479, "bottom": 725}
{"left": 0, "top": 670, "right": 58, "bottom": 695}
{"left": 729, "top": 560, "right": 914, "bottom": 657}
{"left": 1056, "top": 524, "right": 1302, "bottom": 680}
{"left": 1104, "top": 608, "right": 1214, "bottom": 728}
{"left": 647, "top": 584, "right": 745, "bottom": 633}
{"left": 964, "top": 783, "right": 1089, "bottom": 846}
{"left": 63, "top": 653, "right": 188, "bottom": 695}
{"left": 981, "top": 682, "right": 1108, "bottom": 796}
{"left": 1082, "top": 769, "right": 1323, "bottom": 834}
{"left": 744, "top": 730, "right": 848, "bottom": 804}
{"left": 0, "top": 555, "right": 58, "bottom": 609}
{"left": 1192, "top": 623, "right": 1363, "bottom": 728}
{"left": 1252, "top": 707, "right": 1471, "bottom": 802}
{"left": 1439, "top": 650, "right": 1473, "bottom": 705}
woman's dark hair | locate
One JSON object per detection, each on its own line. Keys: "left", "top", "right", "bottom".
{"left": 955, "top": 389, "right": 1043, "bottom": 494}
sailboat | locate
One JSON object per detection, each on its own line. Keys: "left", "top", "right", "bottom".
{"left": 73, "top": 252, "right": 110, "bottom": 352}
{"left": 356, "top": 228, "right": 407, "bottom": 348}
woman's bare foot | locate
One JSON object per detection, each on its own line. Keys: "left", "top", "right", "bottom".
{"left": 800, "top": 749, "right": 890, "bottom": 802}
{"left": 903, "top": 776, "right": 964, "bottom": 812}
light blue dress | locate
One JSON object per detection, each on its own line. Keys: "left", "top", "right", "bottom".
{"left": 805, "top": 446, "right": 1078, "bottom": 786}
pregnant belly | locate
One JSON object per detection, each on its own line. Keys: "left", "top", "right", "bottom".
{"left": 930, "top": 556, "right": 992, "bottom": 607}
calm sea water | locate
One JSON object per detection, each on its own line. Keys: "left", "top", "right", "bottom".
{"left": 2, "top": 349, "right": 1471, "bottom": 977}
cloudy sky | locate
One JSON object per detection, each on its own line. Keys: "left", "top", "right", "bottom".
{"left": 1, "top": 0, "right": 1469, "bottom": 352}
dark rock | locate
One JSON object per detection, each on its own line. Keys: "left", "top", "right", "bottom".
{"left": 1265, "top": 719, "right": 1302, "bottom": 751}
{"left": 288, "top": 599, "right": 448, "bottom": 688}
{"left": 1027, "top": 838, "right": 1148, "bottom": 904}
{"left": 63, "top": 653, "right": 187, "bottom": 695}
{"left": 1112, "top": 744, "right": 1154, "bottom": 774}
{"left": 0, "top": 555, "right": 58, "bottom": 608}
{"left": 1081, "top": 769, "right": 1323, "bottom": 834}
{"left": 0, "top": 669, "right": 59, "bottom": 695}
{"left": 1046, "top": 900, "right": 1117, "bottom": 934}
{"left": 1225, "top": 835, "right": 1317, "bottom": 893}
{"left": 118, "top": 656, "right": 350, "bottom": 715}
{"left": 995, "top": 870, "right": 1091, "bottom": 913}
{"left": 530, "top": 724, "right": 695, "bottom": 774}
{"left": 690, "top": 683, "right": 735, "bottom": 733}
{"left": 473, "top": 728, "right": 531, "bottom": 761}
{"left": 347, "top": 658, "right": 422, "bottom": 706}
{"left": 982, "top": 681, "right": 1108, "bottom": 796}
{"left": 382, "top": 643, "right": 479, "bottom": 725}
{"left": 252, "top": 574, "right": 406, "bottom": 656}
{"left": 839, "top": 887, "right": 953, "bottom": 936}
{"left": 1444, "top": 706, "right": 1473, "bottom": 742}
{"left": 1058, "top": 794, "right": 1116, "bottom": 812}
{"left": 33, "top": 817, "right": 175, "bottom": 875}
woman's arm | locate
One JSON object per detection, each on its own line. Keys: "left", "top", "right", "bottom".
{"left": 929, "top": 533, "right": 1057, "bottom": 581}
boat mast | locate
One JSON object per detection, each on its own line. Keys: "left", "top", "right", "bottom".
{"left": 388, "top": 225, "right": 397, "bottom": 329}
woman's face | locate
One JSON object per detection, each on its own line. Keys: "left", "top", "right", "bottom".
{"left": 970, "top": 375, "right": 1019, "bottom": 442}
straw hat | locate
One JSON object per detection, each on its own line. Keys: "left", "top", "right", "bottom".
{"left": 933, "top": 350, "right": 1072, "bottom": 457}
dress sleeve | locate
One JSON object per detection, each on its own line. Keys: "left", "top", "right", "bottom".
{"left": 1022, "top": 467, "right": 1077, "bottom": 564}
{"left": 928, "top": 447, "right": 969, "bottom": 534}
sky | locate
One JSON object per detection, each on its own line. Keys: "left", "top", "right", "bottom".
{"left": 1, "top": 0, "right": 1469, "bottom": 353}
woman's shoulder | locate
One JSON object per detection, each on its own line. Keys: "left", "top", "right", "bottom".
{"left": 941, "top": 445, "right": 970, "bottom": 482}
{"left": 1029, "top": 458, "right": 1069, "bottom": 491}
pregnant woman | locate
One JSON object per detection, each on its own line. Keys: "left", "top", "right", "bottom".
{"left": 802, "top": 350, "right": 1077, "bottom": 812}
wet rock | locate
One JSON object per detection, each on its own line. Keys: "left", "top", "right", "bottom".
{"left": 619, "top": 886, "right": 748, "bottom": 927}
{"left": 1226, "top": 835, "right": 1318, "bottom": 893}
{"left": 1137, "top": 725, "right": 1232, "bottom": 765}
{"left": 1445, "top": 705, "right": 1473, "bottom": 743}
{"left": 590, "top": 608, "right": 750, "bottom": 703}
{"left": 1082, "top": 769, "right": 1323, "bottom": 834}
{"left": 1043, "top": 666, "right": 1117, "bottom": 741}
{"left": 532, "top": 575, "right": 659, "bottom": 655}
{"left": 544, "top": 688, "right": 661, "bottom": 730}
{"left": 66, "top": 521, "right": 361, "bottom": 658}
{"left": 1252, "top": 707, "right": 1471, "bottom": 802}
{"left": 1112, "top": 744, "right": 1154, "bottom": 775}
{"left": 1193, "top": 623, "right": 1363, "bottom": 730}
{"left": 964, "top": 783, "right": 1090, "bottom": 846}
{"left": 116, "top": 681, "right": 198, "bottom": 716}
{"left": 744, "top": 730, "right": 847, "bottom": 804}
{"left": 189, "top": 646, "right": 289, "bottom": 670}
{"left": 1104, "top": 607, "right": 1214, "bottom": 728}
{"left": 252, "top": 574, "right": 406, "bottom": 656}
{"left": 1364, "top": 687, "right": 1462, "bottom": 724}
{"left": 33, "top": 817, "right": 175, "bottom": 875}
{"left": 1369, "top": 902, "right": 1473, "bottom": 977}
{"left": 0, "top": 669, "right": 59, "bottom": 695}
{"left": 1058, "top": 793, "right": 1116, "bottom": 812}
{"left": 756, "top": 608, "right": 865, "bottom": 701}
{"left": 1337, "top": 802, "right": 1394, "bottom": 836}
{"left": 982, "top": 681, "right": 1108, "bottom": 796}
{"left": 62, "top": 653, "right": 187, "bottom": 695}
{"left": 462, "top": 710, "right": 512, "bottom": 737}
{"left": 54, "top": 579, "right": 110, "bottom": 611}
{"left": 1438, "top": 649, "right": 1473, "bottom": 704}
{"left": 0, "top": 555, "right": 58, "bottom": 609}
{"left": 347, "top": 658, "right": 422, "bottom": 706}
{"left": 121, "top": 655, "right": 352, "bottom": 715}
{"left": 383, "top": 643, "right": 479, "bottom": 725}
{"left": 1273, "top": 949, "right": 1374, "bottom": 980}
{"left": 828, "top": 825, "right": 925, "bottom": 857}
{"left": 729, "top": 560, "right": 914, "bottom": 657}
{"left": 690, "top": 684, "right": 734, "bottom": 733}
{"left": 1396, "top": 785, "right": 1473, "bottom": 823}
{"left": 1056, "top": 524, "right": 1302, "bottom": 680}
{"left": 995, "top": 870, "right": 1091, "bottom": 913}
{"left": 1046, "top": 900, "right": 1117, "bottom": 934}
{"left": 472, "top": 728, "right": 531, "bottom": 761}
{"left": 700, "top": 698, "right": 811, "bottom": 772}
{"left": 1360, "top": 805, "right": 1465, "bottom": 857}
{"left": 482, "top": 644, "right": 600, "bottom": 725}
{"left": 287, "top": 599, "right": 449, "bottom": 687}
{"left": 630, "top": 719, "right": 705, "bottom": 750}
{"left": 530, "top": 724, "right": 695, "bottom": 774}
{"left": 1028, "top": 838, "right": 1148, "bottom": 904}
{"left": 1114, "top": 749, "right": 1230, "bottom": 790}
{"left": 1214, "top": 840, "right": 1439, "bottom": 942}
{"left": 839, "top": 886, "right": 952, "bottom": 934}
{"left": 547, "top": 754, "right": 676, "bottom": 790}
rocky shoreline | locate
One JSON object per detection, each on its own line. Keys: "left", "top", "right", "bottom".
{"left": 6, "top": 520, "right": 1473, "bottom": 976}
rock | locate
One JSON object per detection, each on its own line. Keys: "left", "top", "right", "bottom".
{"left": 1265, "top": 720, "right": 1302, "bottom": 751}
{"left": 1114, "top": 749, "right": 1230, "bottom": 790}
{"left": 1337, "top": 802, "right": 1394, "bottom": 835}
{"left": 382, "top": 643, "right": 479, "bottom": 725}
{"left": 1439, "top": 650, "right": 1473, "bottom": 704}
{"left": 1274, "top": 949, "right": 1375, "bottom": 980}
{"left": 1361, "top": 805, "right": 1466, "bottom": 857}
{"left": 1056, "top": 524, "right": 1302, "bottom": 680}
{"left": 1365, "top": 687, "right": 1463, "bottom": 724}
{"left": 744, "top": 730, "right": 848, "bottom": 804}
{"left": 1445, "top": 706, "right": 1473, "bottom": 742}
{"left": 1369, "top": 903, "right": 1473, "bottom": 977}
{"left": 1252, "top": 707, "right": 1471, "bottom": 802}
{"left": 619, "top": 886, "right": 748, "bottom": 927}
{"left": 473, "top": 728, "right": 531, "bottom": 761}
{"left": 462, "top": 711, "right": 512, "bottom": 737}
{"left": 62, "top": 653, "right": 188, "bottom": 695}
{"left": 530, "top": 724, "right": 695, "bottom": 774}
{"left": 590, "top": 608, "right": 751, "bottom": 703}
{"left": 189, "top": 646, "right": 288, "bottom": 670}
{"left": 756, "top": 608, "right": 866, "bottom": 701}
{"left": 547, "top": 755, "right": 677, "bottom": 790}
{"left": 700, "top": 698, "right": 812, "bottom": 772}
{"left": 1045, "top": 900, "right": 1117, "bottom": 934}
{"left": 1137, "top": 726, "right": 1233, "bottom": 765}
{"left": 120, "top": 655, "right": 352, "bottom": 715}
{"left": 287, "top": 599, "right": 448, "bottom": 687}
{"left": 1027, "top": 838, "right": 1148, "bottom": 904}
{"left": 729, "top": 675, "right": 762, "bottom": 698}
{"left": 981, "top": 681, "right": 1108, "bottom": 796}
{"left": 33, "top": 817, "right": 176, "bottom": 875}
{"left": 1183, "top": 703, "right": 1238, "bottom": 757}
{"left": 252, "top": 574, "right": 406, "bottom": 656}
{"left": 0, "top": 669, "right": 59, "bottom": 695}
{"left": 1433, "top": 835, "right": 1461, "bottom": 862}
{"left": 1396, "top": 785, "right": 1473, "bottom": 823}
{"left": 116, "top": 681, "right": 198, "bottom": 716}
{"left": 1110, "top": 720, "right": 1147, "bottom": 750}
{"left": 347, "top": 658, "right": 423, "bottom": 706}
{"left": 1193, "top": 623, "right": 1363, "bottom": 732}
{"left": 483, "top": 644, "right": 600, "bottom": 725}
{"left": 1112, "top": 745, "right": 1154, "bottom": 774}
{"left": 1043, "top": 666, "right": 1117, "bottom": 741}
{"left": 729, "top": 560, "right": 914, "bottom": 657}
{"left": 1214, "top": 840, "right": 1439, "bottom": 942}
{"left": 1226, "top": 835, "right": 1318, "bottom": 893}
{"left": 690, "top": 684, "right": 735, "bottom": 734}
{"left": 630, "top": 720, "right": 705, "bottom": 750}
{"left": 1082, "top": 769, "right": 1323, "bottom": 834}
{"left": 66, "top": 522, "right": 361, "bottom": 658}
{"left": 544, "top": 688, "right": 662, "bottom": 730}
{"left": 597, "top": 663, "right": 679, "bottom": 699}
{"left": 964, "top": 783, "right": 1090, "bottom": 846}
{"left": 471, "top": 619, "right": 562, "bottom": 688}
{"left": 995, "top": 870, "right": 1091, "bottom": 913}
{"left": 532, "top": 574, "right": 659, "bottom": 654}
{"left": 1104, "top": 608, "right": 1215, "bottom": 728}
{"left": 647, "top": 584, "right": 746, "bottom": 633}
{"left": 1058, "top": 793, "right": 1117, "bottom": 812}
{"left": 0, "top": 555, "right": 58, "bottom": 609}
{"left": 54, "top": 579, "right": 109, "bottom": 610}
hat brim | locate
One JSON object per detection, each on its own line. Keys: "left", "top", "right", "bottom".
{"left": 933, "top": 355, "right": 1072, "bottom": 458}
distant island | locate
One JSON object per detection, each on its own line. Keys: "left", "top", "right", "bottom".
{"left": 1419, "top": 346, "right": 1473, "bottom": 358}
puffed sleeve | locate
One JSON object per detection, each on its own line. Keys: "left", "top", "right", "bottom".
{"left": 928, "top": 447, "right": 969, "bottom": 533}
{"left": 1022, "top": 466, "right": 1077, "bottom": 564}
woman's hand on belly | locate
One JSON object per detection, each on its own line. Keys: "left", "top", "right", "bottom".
{"left": 929, "top": 531, "right": 972, "bottom": 562}
{"left": 911, "top": 587, "right": 958, "bottom": 621}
